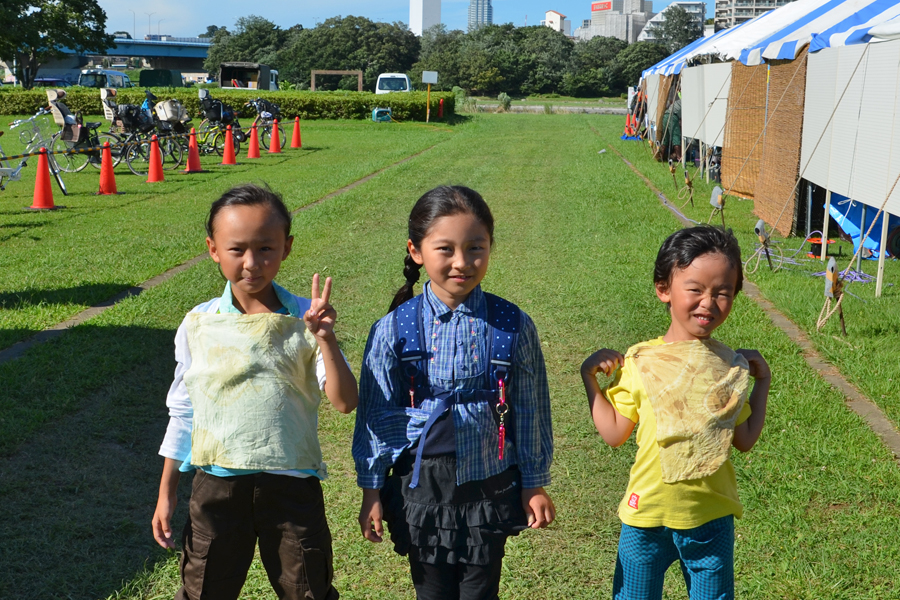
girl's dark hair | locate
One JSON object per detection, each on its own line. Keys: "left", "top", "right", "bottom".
{"left": 654, "top": 225, "right": 743, "bottom": 295}
{"left": 388, "top": 185, "right": 494, "bottom": 313}
{"left": 206, "top": 183, "right": 292, "bottom": 239}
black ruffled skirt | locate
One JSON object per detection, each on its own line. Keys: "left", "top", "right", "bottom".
{"left": 380, "top": 452, "right": 528, "bottom": 566}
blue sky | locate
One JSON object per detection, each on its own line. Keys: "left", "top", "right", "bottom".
{"left": 98, "top": 0, "right": 698, "bottom": 39}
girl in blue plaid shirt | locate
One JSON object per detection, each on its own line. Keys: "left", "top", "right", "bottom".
{"left": 352, "top": 185, "right": 555, "bottom": 600}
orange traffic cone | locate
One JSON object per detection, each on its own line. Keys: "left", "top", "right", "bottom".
{"left": 291, "top": 117, "right": 302, "bottom": 149}
{"left": 268, "top": 119, "right": 281, "bottom": 154}
{"left": 222, "top": 125, "right": 237, "bottom": 165}
{"left": 184, "top": 128, "right": 205, "bottom": 173}
{"left": 97, "top": 142, "right": 120, "bottom": 195}
{"left": 27, "top": 147, "right": 57, "bottom": 210}
{"left": 147, "top": 135, "right": 165, "bottom": 183}
{"left": 247, "top": 123, "right": 260, "bottom": 159}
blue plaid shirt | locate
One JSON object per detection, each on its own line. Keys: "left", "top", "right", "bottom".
{"left": 352, "top": 283, "right": 553, "bottom": 489}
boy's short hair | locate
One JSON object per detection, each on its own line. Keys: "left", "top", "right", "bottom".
{"left": 654, "top": 225, "right": 743, "bottom": 295}
{"left": 206, "top": 183, "right": 292, "bottom": 239}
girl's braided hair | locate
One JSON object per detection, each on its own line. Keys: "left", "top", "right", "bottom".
{"left": 388, "top": 186, "right": 494, "bottom": 313}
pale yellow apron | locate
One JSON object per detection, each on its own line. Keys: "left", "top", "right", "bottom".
{"left": 630, "top": 339, "right": 749, "bottom": 483}
{"left": 183, "top": 312, "right": 326, "bottom": 474}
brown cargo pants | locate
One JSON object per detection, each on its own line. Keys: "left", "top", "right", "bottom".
{"left": 175, "top": 470, "right": 339, "bottom": 600}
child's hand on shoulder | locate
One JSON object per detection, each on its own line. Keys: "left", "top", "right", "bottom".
{"left": 581, "top": 349, "right": 624, "bottom": 378}
{"left": 305, "top": 273, "right": 336, "bottom": 341}
{"left": 735, "top": 349, "right": 771, "bottom": 381}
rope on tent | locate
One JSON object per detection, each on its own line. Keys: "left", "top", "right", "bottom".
{"left": 674, "top": 58, "right": 764, "bottom": 208}
{"left": 716, "top": 52, "right": 810, "bottom": 213}
{"left": 764, "top": 45, "right": 872, "bottom": 235}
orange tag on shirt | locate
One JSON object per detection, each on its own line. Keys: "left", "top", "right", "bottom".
{"left": 628, "top": 493, "right": 640, "bottom": 510}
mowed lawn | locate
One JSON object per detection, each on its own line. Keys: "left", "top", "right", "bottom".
{"left": 0, "top": 114, "right": 898, "bottom": 600}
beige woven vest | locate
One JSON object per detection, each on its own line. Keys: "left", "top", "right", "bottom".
{"left": 630, "top": 339, "right": 749, "bottom": 483}
{"left": 183, "top": 312, "right": 325, "bottom": 473}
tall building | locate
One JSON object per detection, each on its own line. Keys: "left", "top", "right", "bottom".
{"left": 637, "top": 1, "right": 705, "bottom": 43}
{"left": 541, "top": 10, "right": 572, "bottom": 36}
{"left": 715, "top": 0, "right": 796, "bottom": 30}
{"left": 468, "top": 0, "right": 493, "bottom": 31}
{"left": 574, "top": 0, "right": 655, "bottom": 43}
{"left": 410, "top": 0, "right": 441, "bottom": 37}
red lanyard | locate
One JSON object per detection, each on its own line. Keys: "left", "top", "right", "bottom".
{"left": 496, "top": 379, "right": 509, "bottom": 460}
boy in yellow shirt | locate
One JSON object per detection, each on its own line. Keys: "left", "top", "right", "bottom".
{"left": 582, "top": 225, "right": 770, "bottom": 600}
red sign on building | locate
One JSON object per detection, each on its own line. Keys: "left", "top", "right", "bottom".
{"left": 592, "top": 1, "right": 612, "bottom": 11}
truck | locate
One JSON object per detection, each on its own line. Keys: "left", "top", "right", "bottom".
{"left": 218, "top": 62, "right": 278, "bottom": 91}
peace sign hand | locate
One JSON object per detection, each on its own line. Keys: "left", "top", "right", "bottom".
{"left": 304, "top": 273, "right": 336, "bottom": 341}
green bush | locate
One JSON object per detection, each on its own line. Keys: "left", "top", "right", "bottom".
{"left": 497, "top": 92, "right": 511, "bottom": 112}
{"left": 0, "top": 88, "right": 455, "bottom": 122}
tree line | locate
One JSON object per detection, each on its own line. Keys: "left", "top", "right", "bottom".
{"left": 205, "top": 15, "right": 673, "bottom": 97}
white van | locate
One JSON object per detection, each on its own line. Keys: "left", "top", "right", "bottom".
{"left": 376, "top": 73, "right": 411, "bottom": 94}
{"left": 78, "top": 69, "right": 133, "bottom": 89}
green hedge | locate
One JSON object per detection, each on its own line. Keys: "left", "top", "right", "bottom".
{"left": 0, "top": 88, "right": 455, "bottom": 122}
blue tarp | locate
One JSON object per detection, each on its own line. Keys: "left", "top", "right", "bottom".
{"left": 828, "top": 194, "right": 900, "bottom": 259}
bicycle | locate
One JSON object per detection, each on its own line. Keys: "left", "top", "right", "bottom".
{"left": 45, "top": 88, "right": 116, "bottom": 174}
{"left": 197, "top": 88, "right": 243, "bottom": 155}
{"left": 0, "top": 131, "right": 28, "bottom": 192}
{"left": 7, "top": 107, "right": 67, "bottom": 195}
{"left": 245, "top": 98, "right": 284, "bottom": 150}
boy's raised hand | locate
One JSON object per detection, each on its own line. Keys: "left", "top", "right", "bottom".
{"left": 735, "top": 349, "right": 771, "bottom": 381}
{"left": 305, "top": 273, "right": 336, "bottom": 340}
{"left": 581, "top": 348, "right": 624, "bottom": 378}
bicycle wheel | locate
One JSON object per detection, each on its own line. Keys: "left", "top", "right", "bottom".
{"left": 125, "top": 139, "right": 164, "bottom": 176}
{"left": 50, "top": 134, "right": 89, "bottom": 173}
{"left": 46, "top": 152, "right": 67, "bottom": 196}
{"left": 88, "top": 132, "right": 123, "bottom": 169}
{"left": 161, "top": 136, "right": 184, "bottom": 170}
{"left": 260, "top": 123, "right": 285, "bottom": 150}
{"left": 213, "top": 130, "right": 240, "bottom": 157}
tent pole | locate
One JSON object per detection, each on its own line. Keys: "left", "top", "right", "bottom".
{"left": 806, "top": 182, "right": 814, "bottom": 238}
{"left": 857, "top": 204, "right": 867, "bottom": 273}
{"left": 876, "top": 213, "right": 889, "bottom": 298}
{"left": 821, "top": 189, "right": 832, "bottom": 261}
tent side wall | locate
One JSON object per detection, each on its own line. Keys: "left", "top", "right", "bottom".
{"left": 753, "top": 48, "right": 809, "bottom": 237}
{"left": 645, "top": 74, "right": 661, "bottom": 139}
{"left": 682, "top": 67, "right": 706, "bottom": 144}
{"left": 702, "top": 63, "right": 732, "bottom": 148}
{"left": 721, "top": 62, "right": 768, "bottom": 199}
{"left": 801, "top": 40, "right": 900, "bottom": 218}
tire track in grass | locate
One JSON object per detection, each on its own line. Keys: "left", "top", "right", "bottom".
{"left": 602, "top": 139, "right": 900, "bottom": 461}
{"left": 0, "top": 144, "right": 441, "bottom": 366}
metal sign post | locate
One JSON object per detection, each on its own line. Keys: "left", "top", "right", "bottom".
{"left": 423, "top": 71, "right": 438, "bottom": 123}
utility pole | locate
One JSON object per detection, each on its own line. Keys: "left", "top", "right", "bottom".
{"left": 145, "top": 12, "right": 155, "bottom": 37}
{"left": 129, "top": 9, "right": 136, "bottom": 39}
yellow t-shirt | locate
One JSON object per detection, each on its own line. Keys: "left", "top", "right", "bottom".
{"left": 605, "top": 337, "right": 751, "bottom": 529}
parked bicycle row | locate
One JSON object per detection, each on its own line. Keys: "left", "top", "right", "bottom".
{"left": 0, "top": 88, "right": 286, "bottom": 194}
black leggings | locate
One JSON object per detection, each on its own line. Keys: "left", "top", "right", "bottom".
{"left": 409, "top": 554, "right": 504, "bottom": 600}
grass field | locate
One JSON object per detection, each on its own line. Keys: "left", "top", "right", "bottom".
{"left": 0, "top": 114, "right": 898, "bottom": 599}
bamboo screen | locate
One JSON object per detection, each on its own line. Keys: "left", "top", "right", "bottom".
{"left": 754, "top": 48, "right": 809, "bottom": 236}
{"left": 655, "top": 75, "right": 674, "bottom": 145}
{"left": 721, "top": 63, "right": 768, "bottom": 199}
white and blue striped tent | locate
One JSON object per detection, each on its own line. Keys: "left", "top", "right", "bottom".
{"left": 740, "top": 0, "right": 900, "bottom": 64}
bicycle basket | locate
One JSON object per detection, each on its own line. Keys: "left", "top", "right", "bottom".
{"left": 119, "top": 104, "right": 155, "bottom": 133}
{"left": 201, "top": 97, "right": 226, "bottom": 122}
{"left": 155, "top": 99, "right": 188, "bottom": 123}
{"left": 256, "top": 99, "right": 281, "bottom": 119}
